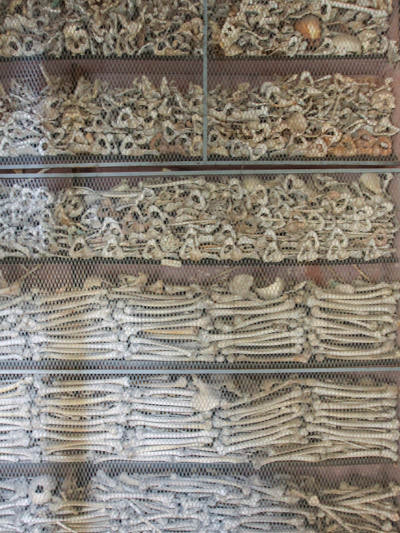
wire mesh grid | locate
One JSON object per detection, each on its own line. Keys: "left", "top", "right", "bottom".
{"left": 0, "top": 370, "right": 398, "bottom": 531}
{"left": 0, "top": 0, "right": 399, "bottom": 166}
{"left": 0, "top": 370, "right": 397, "bottom": 465}
{"left": 0, "top": 170, "right": 398, "bottom": 371}
{"left": 1, "top": 461, "right": 400, "bottom": 531}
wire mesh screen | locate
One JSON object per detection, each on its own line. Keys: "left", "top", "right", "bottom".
{"left": 1, "top": 463, "right": 400, "bottom": 531}
{"left": 0, "top": 0, "right": 400, "bottom": 524}
{"left": 0, "top": 0, "right": 399, "bottom": 166}
{"left": 0, "top": 371, "right": 399, "bottom": 531}
{"left": 0, "top": 171, "right": 398, "bottom": 370}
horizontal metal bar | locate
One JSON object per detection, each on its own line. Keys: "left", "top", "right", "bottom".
{"left": 0, "top": 168, "right": 399, "bottom": 179}
{"left": 0, "top": 366, "right": 397, "bottom": 376}
{"left": 0, "top": 256, "right": 396, "bottom": 267}
{"left": 0, "top": 160, "right": 398, "bottom": 169}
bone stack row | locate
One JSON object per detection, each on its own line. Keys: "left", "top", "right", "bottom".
{"left": 0, "top": 173, "right": 396, "bottom": 262}
{"left": 308, "top": 280, "right": 400, "bottom": 361}
{"left": 0, "top": 377, "right": 39, "bottom": 462}
{"left": 3, "top": 375, "right": 398, "bottom": 465}
{"left": 1, "top": 472, "right": 398, "bottom": 533}
{"left": 1, "top": 274, "right": 398, "bottom": 363}
{"left": 0, "top": 74, "right": 203, "bottom": 159}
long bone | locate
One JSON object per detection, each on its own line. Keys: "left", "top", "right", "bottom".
{"left": 308, "top": 296, "right": 396, "bottom": 314}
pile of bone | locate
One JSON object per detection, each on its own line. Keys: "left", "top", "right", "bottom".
{"left": 0, "top": 184, "right": 56, "bottom": 258}
{"left": 1, "top": 173, "right": 395, "bottom": 262}
{"left": 0, "top": 475, "right": 57, "bottom": 532}
{"left": 0, "top": 0, "right": 203, "bottom": 57}
{"left": 210, "top": 0, "right": 395, "bottom": 58}
{"left": 208, "top": 74, "right": 398, "bottom": 159}
{"left": 0, "top": 74, "right": 203, "bottom": 158}
{"left": 16, "top": 375, "right": 399, "bottom": 464}
{"left": 0, "top": 274, "right": 399, "bottom": 364}
{"left": 2, "top": 473, "right": 399, "bottom": 533}
{"left": 55, "top": 471, "right": 400, "bottom": 533}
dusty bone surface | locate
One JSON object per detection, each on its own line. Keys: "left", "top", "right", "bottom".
{"left": 208, "top": 75, "right": 398, "bottom": 160}
{"left": 1, "top": 472, "right": 398, "bottom": 532}
{"left": 0, "top": 376, "right": 39, "bottom": 462}
{"left": 0, "top": 474, "right": 57, "bottom": 532}
{"left": 0, "top": 0, "right": 203, "bottom": 57}
{"left": 1, "top": 173, "right": 395, "bottom": 263}
{"left": 1, "top": 272, "right": 399, "bottom": 363}
{"left": 210, "top": 0, "right": 396, "bottom": 58}
{"left": 7, "top": 374, "right": 397, "bottom": 464}
{"left": 0, "top": 73, "right": 203, "bottom": 159}
{"left": 53, "top": 471, "right": 400, "bottom": 533}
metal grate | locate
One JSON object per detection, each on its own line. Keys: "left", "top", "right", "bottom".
{"left": 0, "top": 171, "right": 397, "bottom": 371}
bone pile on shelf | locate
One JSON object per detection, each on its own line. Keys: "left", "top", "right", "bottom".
{"left": 1, "top": 272, "right": 399, "bottom": 364}
{"left": 0, "top": 173, "right": 396, "bottom": 262}
{"left": 208, "top": 74, "right": 398, "bottom": 159}
{"left": 0, "top": 0, "right": 203, "bottom": 57}
{"left": 0, "top": 475, "right": 57, "bottom": 532}
{"left": 210, "top": 0, "right": 395, "bottom": 58}
{"left": 308, "top": 280, "right": 400, "bottom": 361}
{"left": 2, "top": 473, "right": 398, "bottom": 533}
{"left": 57, "top": 472, "right": 400, "bottom": 533}
{"left": 0, "top": 377, "right": 38, "bottom": 462}
{"left": 0, "top": 74, "right": 203, "bottom": 158}
{"left": 4, "top": 375, "right": 397, "bottom": 464}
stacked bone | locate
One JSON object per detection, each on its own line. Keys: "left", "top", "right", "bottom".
{"left": 0, "top": 75, "right": 203, "bottom": 158}
{"left": 0, "top": 475, "right": 56, "bottom": 531}
{"left": 111, "top": 273, "right": 307, "bottom": 364}
{"left": 0, "top": 273, "right": 399, "bottom": 363}
{"left": 0, "top": 377, "right": 38, "bottom": 462}
{"left": 210, "top": 0, "right": 395, "bottom": 58}
{"left": 34, "top": 376, "right": 224, "bottom": 463}
{"left": 308, "top": 280, "right": 400, "bottom": 361}
{"left": 34, "top": 377, "right": 130, "bottom": 462}
{"left": 21, "top": 376, "right": 400, "bottom": 465}
{"left": 1, "top": 473, "right": 398, "bottom": 533}
{"left": 55, "top": 472, "right": 400, "bottom": 533}
{"left": 26, "top": 280, "right": 120, "bottom": 362}
{"left": 208, "top": 74, "right": 398, "bottom": 159}
{"left": 0, "top": 174, "right": 396, "bottom": 262}
{"left": 221, "top": 378, "right": 400, "bottom": 466}
{"left": 0, "top": 0, "right": 203, "bottom": 57}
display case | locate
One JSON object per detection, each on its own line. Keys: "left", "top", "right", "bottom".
{"left": 0, "top": 0, "right": 400, "bottom": 531}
